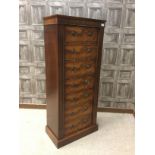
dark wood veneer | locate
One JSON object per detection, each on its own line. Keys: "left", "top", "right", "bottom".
{"left": 43, "top": 15, "right": 106, "bottom": 148}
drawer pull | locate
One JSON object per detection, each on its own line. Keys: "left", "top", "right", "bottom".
{"left": 82, "top": 64, "right": 91, "bottom": 69}
{"left": 66, "top": 48, "right": 78, "bottom": 54}
{"left": 72, "top": 48, "right": 78, "bottom": 53}
{"left": 81, "top": 64, "right": 91, "bottom": 68}
{"left": 81, "top": 117, "right": 90, "bottom": 124}
{"left": 71, "top": 67, "right": 77, "bottom": 72}
{"left": 87, "top": 48, "right": 92, "bottom": 52}
{"left": 68, "top": 124, "right": 75, "bottom": 129}
{"left": 88, "top": 31, "right": 93, "bottom": 36}
{"left": 71, "top": 31, "right": 76, "bottom": 36}
{"left": 86, "top": 64, "right": 91, "bottom": 68}
{"left": 83, "top": 92, "right": 90, "bottom": 97}
{"left": 69, "top": 111, "right": 75, "bottom": 116}
{"left": 72, "top": 84, "right": 77, "bottom": 87}
{"left": 82, "top": 104, "right": 89, "bottom": 111}
{"left": 84, "top": 79, "right": 89, "bottom": 84}
{"left": 73, "top": 97, "right": 78, "bottom": 101}
{"left": 83, "top": 47, "right": 93, "bottom": 53}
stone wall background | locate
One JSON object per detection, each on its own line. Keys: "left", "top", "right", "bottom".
{"left": 19, "top": 0, "right": 135, "bottom": 109}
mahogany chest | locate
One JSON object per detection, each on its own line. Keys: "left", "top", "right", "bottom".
{"left": 43, "top": 15, "right": 105, "bottom": 148}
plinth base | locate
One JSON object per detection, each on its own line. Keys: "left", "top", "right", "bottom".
{"left": 46, "top": 124, "right": 98, "bottom": 148}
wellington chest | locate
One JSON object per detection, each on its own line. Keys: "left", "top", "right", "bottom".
{"left": 43, "top": 15, "right": 105, "bottom": 148}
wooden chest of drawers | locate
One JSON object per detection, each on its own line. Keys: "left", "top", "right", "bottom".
{"left": 43, "top": 15, "right": 105, "bottom": 148}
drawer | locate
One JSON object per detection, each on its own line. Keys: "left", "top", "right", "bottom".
{"left": 64, "top": 103, "right": 92, "bottom": 122}
{"left": 65, "top": 89, "right": 93, "bottom": 101}
{"left": 65, "top": 96, "right": 93, "bottom": 107}
{"left": 64, "top": 26, "right": 98, "bottom": 43}
{"left": 64, "top": 114, "right": 92, "bottom": 136}
{"left": 65, "top": 45, "right": 97, "bottom": 59}
{"left": 65, "top": 75, "right": 95, "bottom": 94}
{"left": 65, "top": 99, "right": 93, "bottom": 110}
{"left": 65, "top": 61, "right": 96, "bottom": 78}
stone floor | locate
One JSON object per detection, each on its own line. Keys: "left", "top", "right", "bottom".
{"left": 20, "top": 109, "right": 134, "bottom": 155}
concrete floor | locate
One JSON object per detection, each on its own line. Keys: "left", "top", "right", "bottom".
{"left": 20, "top": 109, "right": 134, "bottom": 155}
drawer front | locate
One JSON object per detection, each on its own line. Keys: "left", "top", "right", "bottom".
{"left": 65, "top": 89, "right": 93, "bottom": 101}
{"left": 65, "top": 96, "right": 93, "bottom": 107}
{"left": 64, "top": 26, "right": 98, "bottom": 43}
{"left": 65, "top": 75, "right": 95, "bottom": 94}
{"left": 65, "top": 99, "right": 93, "bottom": 110}
{"left": 64, "top": 114, "right": 92, "bottom": 136}
{"left": 65, "top": 60, "right": 96, "bottom": 78}
{"left": 64, "top": 102, "right": 92, "bottom": 122}
{"left": 65, "top": 45, "right": 97, "bottom": 59}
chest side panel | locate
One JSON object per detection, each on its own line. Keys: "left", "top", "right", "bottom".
{"left": 44, "top": 25, "right": 59, "bottom": 138}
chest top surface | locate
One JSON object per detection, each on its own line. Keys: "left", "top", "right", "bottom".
{"left": 43, "top": 14, "right": 106, "bottom": 27}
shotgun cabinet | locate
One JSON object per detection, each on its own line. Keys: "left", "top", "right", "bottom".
{"left": 43, "top": 15, "right": 105, "bottom": 148}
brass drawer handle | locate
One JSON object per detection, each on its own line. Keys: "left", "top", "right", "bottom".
{"left": 83, "top": 47, "right": 93, "bottom": 53}
{"left": 83, "top": 92, "right": 90, "bottom": 97}
{"left": 72, "top": 48, "right": 78, "bottom": 53}
{"left": 82, "top": 104, "right": 89, "bottom": 112}
{"left": 81, "top": 118, "right": 89, "bottom": 124}
{"left": 72, "top": 84, "right": 78, "bottom": 87}
{"left": 68, "top": 124, "right": 75, "bottom": 129}
{"left": 87, "top": 48, "right": 92, "bottom": 52}
{"left": 69, "top": 111, "right": 76, "bottom": 116}
{"left": 71, "top": 31, "right": 76, "bottom": 36}
{"left": 86, "top": 64, "right": 91, "bottom": 68}
{"left": 71, "top": 67, "right": 77, "bottom": 72}
{"left": 71, "top": 31, "right": 81, "bottom": 36}
{"left": 84, "top": 79, "right": 89, "bottom": 84}
{"left": 82, "top": 64, "right": 91, "bottom": 69}
{"left": 81, "top": 64, "right": 90, "bottom": 68}
{"left": 88, "top": 31, "right": 93, "bottom": 36}
{"left": 83, "top": 119, "right": 89, "bottom": 124}
{"left": 73, "top": 97, "right": 78, "bottom": 101}
{"left": 66, "top": 48, "right": 78, "bottom": 54}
